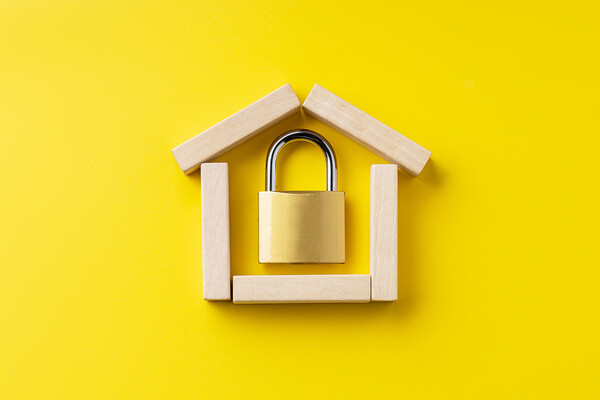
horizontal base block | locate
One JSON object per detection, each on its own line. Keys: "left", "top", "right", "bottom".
{"left": 233, "top": 275, "right": 371, "bottom": 304}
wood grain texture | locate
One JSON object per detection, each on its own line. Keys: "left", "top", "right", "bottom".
{"left": 233, "top": 275, "right": 371, "bottom": 304}
{"left": 201, "top": 163, "right": 231, "bottom": 300}
{"left": 303, "top": 84, "right": 431, "bottom": 176}
{"left": 172, "top": 83, "right": 301, "bottom": 174}
{"left": 370, "top": 164, "right": 398, "bottom": 301}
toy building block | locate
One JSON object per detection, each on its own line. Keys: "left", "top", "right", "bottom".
{"left": 370, "top": 164, "right": 398, "bottom": 301}
{"left": 303, "top": 84, "right": 431, "bottom": 176}
{"left": 232, "top": 275, "right": 371, "bottom": 304}
{"left": 172, "top": 84, "right": 301, "bottom": 174}
{"left": 201, "top": 163, "right": 231, "bottom": 300}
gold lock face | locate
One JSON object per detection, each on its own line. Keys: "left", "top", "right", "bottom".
{"left": 258, "top": 191, "right": 345, "bottom": 264}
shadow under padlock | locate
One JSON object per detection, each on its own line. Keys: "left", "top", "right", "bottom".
{"left": 258, "top": 129, "right": 345, "bottom": 264}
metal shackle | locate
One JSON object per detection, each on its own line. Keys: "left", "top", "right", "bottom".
{"left": 265, "top": 129, "right": 338, "bottom": 192}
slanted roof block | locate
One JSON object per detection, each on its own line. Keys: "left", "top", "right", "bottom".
{"left": 303, "top": 84, "right": 431, "bottom": 176}
{"left": 172, "top": 83, "right": 301, "bottom": 174}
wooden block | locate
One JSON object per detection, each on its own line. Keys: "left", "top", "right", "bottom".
{"left": 233, "top": 275, "right": 371, "bottom": 304}
{"left": 303, "top": 84, "right": 431, "bottom": 176}
{"left": 172, "top": 83, "right": 301, "bottom": 174}
{"left": 370, "top": 164, "right": 398, "bottom": 301}
{"left": 201, "top": 163, "right": 231, "bottom": 300}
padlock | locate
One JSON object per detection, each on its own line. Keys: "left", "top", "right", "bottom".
{"left": 258, "top": 129, "right": 345, "bottom": 264}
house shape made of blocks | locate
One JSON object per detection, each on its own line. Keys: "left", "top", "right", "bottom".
{"left": 171, "top": 83, "right": 431, "bottom": 304}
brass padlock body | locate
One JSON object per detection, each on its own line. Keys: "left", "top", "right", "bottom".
{"left": 259, "top": 191, "right": 345, "bottom": 263}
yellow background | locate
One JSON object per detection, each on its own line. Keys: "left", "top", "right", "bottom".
{"left": 1, "top": 0, "right": 599, "bottom": 398}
